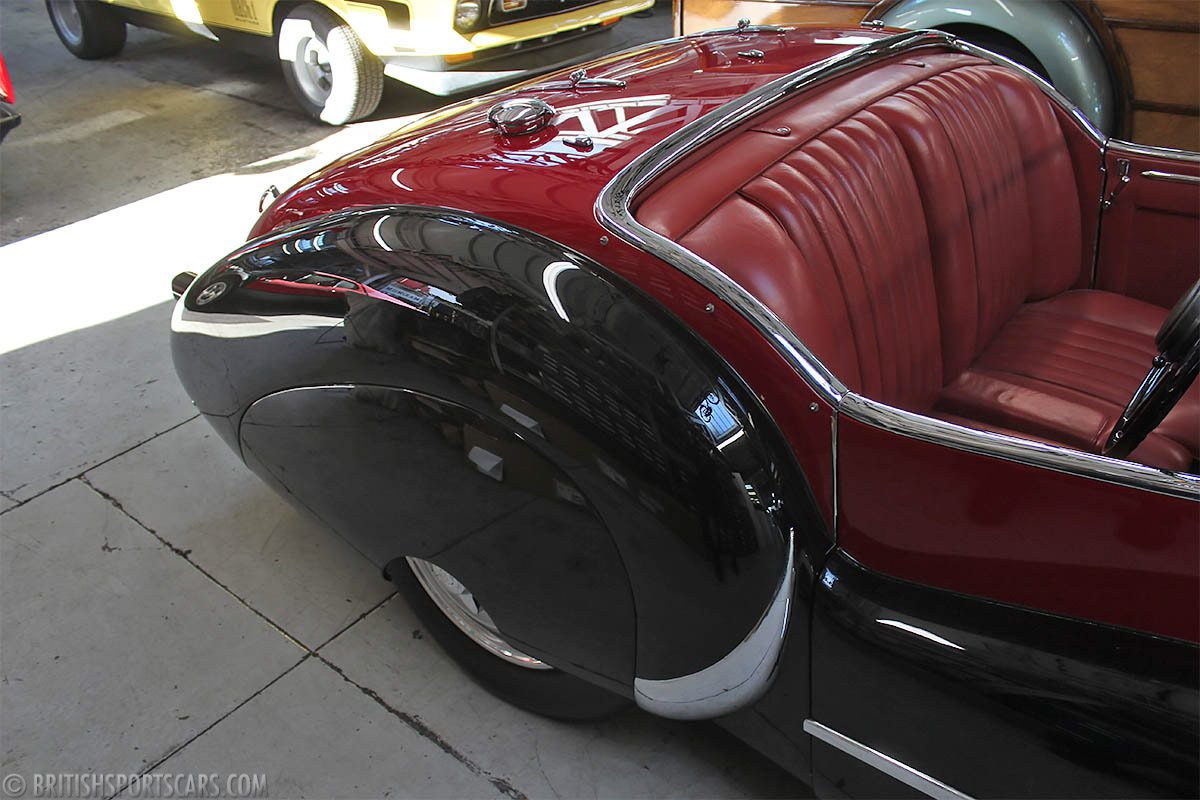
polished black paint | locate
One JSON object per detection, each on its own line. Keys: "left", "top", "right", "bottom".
{"left": 812, "top": 550, "right": 1200, "bottom": 798}
{"left": 171, "top": 206, "right": 827, "bottom": 687}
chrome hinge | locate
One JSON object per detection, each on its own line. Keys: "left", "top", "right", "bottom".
{"left": 1102, "top": 158, "right": 1131, "bottom": 211}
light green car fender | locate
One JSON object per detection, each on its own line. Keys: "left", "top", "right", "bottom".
{"left": 877, "top": 0, "right": 1115, "bottom": 133}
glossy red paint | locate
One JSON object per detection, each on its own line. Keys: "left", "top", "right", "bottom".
{"left": 837, "top": 413, "right": 1199, "bottom": 643}
{"left": 250, "top": 29, "right": 886, "bottom": 239}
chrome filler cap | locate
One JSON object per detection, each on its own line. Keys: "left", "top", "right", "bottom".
{"left": 488, "top": 98, "right": 556, "bottom": 136}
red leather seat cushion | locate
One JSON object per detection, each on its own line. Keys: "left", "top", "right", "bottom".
{"left": 936, "top": 290, "right": 1198, "bottom": 470}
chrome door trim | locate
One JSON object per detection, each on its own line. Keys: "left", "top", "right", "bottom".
{"left": 1109, "top": 139, "right": 1200, "bottom": 163}
{"left": 843, "top": 394, "right": 1199, "bottom": 500}
{"left": 633, "top": 529, "right": 795, "bottom": 719}
{"left": 1141, "top": 170, "right": 1200, "bottom": 185}
{"left": 804, "top": 720, "right": 974, "bottom": 800}
{"left": 595, "top": 29, "right": 1200, "bottom": 501}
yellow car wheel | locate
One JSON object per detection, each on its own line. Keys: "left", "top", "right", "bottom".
{"left": 45, "top": 0, "right": 126, "bottom": 60}
{"left": 277, "top": 3, "right": 384, "bottom": 125}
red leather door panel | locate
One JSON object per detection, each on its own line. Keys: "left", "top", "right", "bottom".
{"left": 1096, "top": 146, "right": 1200, "bottom": 308}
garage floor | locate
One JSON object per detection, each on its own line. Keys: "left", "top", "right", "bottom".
{"left": 0, "top": 1, "right": 810, "bottom": 796}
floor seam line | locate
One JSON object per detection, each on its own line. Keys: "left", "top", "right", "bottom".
{"left": 312, "top": 591, "right": 399, "bottom": 653}
{"left": 313, "top": 653, "right": 528, "bottom": 800}
{"left": 77, "top": 474, "right": 311, "bottom": 653}
{"left": 0, "top": 412, "right": 201, "bottom": 516}
{"left": 102, "top": 653, "right": 313, "bottom": 800}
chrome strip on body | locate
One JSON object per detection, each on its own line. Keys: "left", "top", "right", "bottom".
{"left": 1142, "top": 170, "right": 1200, "bottom": 185}
{"left": 595, "top": 29, "right": 1200, "bottom": 501}
{"left": 1109, "top": 139, "right": 1200, "bottom": 163}
{"left": 844, "top": 394, "right": 1199, "bottom": 500}
{"left": 803, "top": 720, "right": 975, "bottom": 800}
{"left": 633, "top": 529, "right": 795, "bottom": 719}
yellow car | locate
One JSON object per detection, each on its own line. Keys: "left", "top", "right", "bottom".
{"left": 45, "top": 0, "right": 654, "bottom": 124}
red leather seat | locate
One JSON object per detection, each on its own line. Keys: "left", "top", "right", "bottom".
{"left": 636, "top": 52, "right": 1197, "bottom": 471}
{"left": 938, "top": 291, "right": 1198, "bottom": 469}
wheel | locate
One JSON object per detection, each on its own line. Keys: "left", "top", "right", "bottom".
{"left": 277, "top": 3, "right": 383, "bottom": 125}
{"left": 45, "top": 0, "right": 126, "bottom": 59}
{"left": 394, "top": 557, "right": 630, "bottom": 721}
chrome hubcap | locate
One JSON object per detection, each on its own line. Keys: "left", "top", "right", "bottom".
{"left": 49, "top": 0, "right": 83, "bottom": 45}
{"left": 406, "top": 557, "right": 551, "bottom": 670}
{"left": 292, "top": 36, "right": 333, "bottom": 106}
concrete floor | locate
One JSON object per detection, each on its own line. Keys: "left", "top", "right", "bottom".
{"left": 0, "top": 1, "right": 810, "bottom": 797}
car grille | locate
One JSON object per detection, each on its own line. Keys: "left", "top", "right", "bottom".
{"left": 487, "top": 0, "right": 607, "bottom": 27}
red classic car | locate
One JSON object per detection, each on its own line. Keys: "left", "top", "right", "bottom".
{"left": 0, "top": 52, "right": 20, "bottom": 143}
{"left": 171, "top": 22, "right": 1199, "bottom": 798}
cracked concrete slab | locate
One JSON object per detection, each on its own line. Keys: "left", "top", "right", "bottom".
{"left": 321, "top": 597, "right": 808, "bottom": 799}
{"left": 0, "top": 480, "right": 305, "bottom": 775}
{"left": 151, "top": 658, "right": 508, "bottom": 799}
{"left": 85, "top": 417, "right": 395, "bottom": 649}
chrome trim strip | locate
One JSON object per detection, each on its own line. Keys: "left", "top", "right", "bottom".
{"left": 844, "top": 394, "right": 1199, "bottom": 500}
{"left": 1109, "top": 139, "right": 1200, "bottom": 163}
{"left": 831, "top": 410, "right": 839, "bottom": 538}
{"left": 1142, "top": 170, "right": 1200, "bottom": 185}
{"left": 633, "top": 529, "right": 794, "bottom": 720}
{"left": 804, "top": 720, "right": 974, "bottom": 800}
{"left": 596, "top": 29, "right": 1200, "bottom": 500}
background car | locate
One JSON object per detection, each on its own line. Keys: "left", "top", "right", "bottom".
{"left": 0, "top": 51, "right": 20, "bottom": 142}
{"left": 44, "top": 0, "right": 653, "bottom": 124}
{"left": 672, "top": 0, "right": 1199, "bottom": 151}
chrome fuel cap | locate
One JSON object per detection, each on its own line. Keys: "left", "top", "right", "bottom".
{"left": 488, "top": 98, "right": 556, "bottom": 136}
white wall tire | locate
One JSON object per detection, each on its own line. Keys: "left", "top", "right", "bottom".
{"left": 277, "top": 3, "right": 383, "bottom": 125}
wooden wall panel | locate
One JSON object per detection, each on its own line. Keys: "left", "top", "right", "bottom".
{"left": 1114, "top": 27, "right": 1200, "bottom": 108}
{"left": 1131, "top": 109, "right": 1200, "bottom": 151}
{"left": 1094, "top": 0, "right": 1199, "bottom": 26}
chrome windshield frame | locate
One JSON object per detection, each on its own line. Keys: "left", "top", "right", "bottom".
{"left": 595, "top": 28, "right": 1199, "bottom": 501}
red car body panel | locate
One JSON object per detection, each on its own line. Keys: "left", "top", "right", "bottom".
{"left": 249, "top": 28, "right": 1197, "bottom": 644}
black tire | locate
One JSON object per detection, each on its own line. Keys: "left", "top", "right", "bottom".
{"left": 392, "top": 558, "right": 631, "bottom": 721}
{"left": 277, "top": 3, "right": 383, "bottom": 125}
{"left": 45, "top": 0, "right": 127, "bottom": 59}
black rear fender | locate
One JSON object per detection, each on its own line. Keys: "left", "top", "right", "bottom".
{"left": 171, "top": 206, "right": 828, "bottom": 719}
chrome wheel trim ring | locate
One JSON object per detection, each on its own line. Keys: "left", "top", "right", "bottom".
{"left": 406, "top": 557, "right": 551, "bottom": 670}
{"left": 292, "top": 35, "right": 333, "bottom": 107}
{"left": 49, "top": 0, "right": 84, "bottom": 45}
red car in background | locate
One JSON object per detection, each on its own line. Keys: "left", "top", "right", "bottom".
{"left": 0, "top": 52, "right": 20, "bottom": 142}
